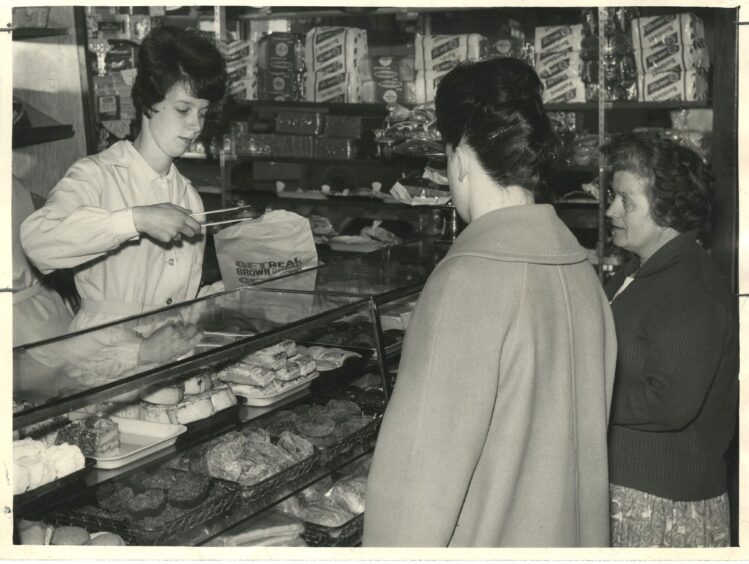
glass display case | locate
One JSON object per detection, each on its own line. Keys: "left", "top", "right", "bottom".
{"left": 12, "top": 242, "right": 446, "bottom": 547}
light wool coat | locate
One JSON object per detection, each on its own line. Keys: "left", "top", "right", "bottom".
{"left": 363, "top": 204, "right": 616, "bottom": 547}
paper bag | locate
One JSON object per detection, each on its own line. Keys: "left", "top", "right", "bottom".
{"left": 214, "top": 210, "right": 318, "bottom": 289}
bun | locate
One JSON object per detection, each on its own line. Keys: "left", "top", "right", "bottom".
{"left": 176, "top": 392, "right": 215, "bottom": 424}
{"left": 140, "top": 382, "right": 184, "bottom": 405}
{"left": 209, "top": 383, "right": 238, "bottom": 412}
{"left": 51, "top": 525, "right": 91, "bottom": 545}
{"left": 88, "top": 532, "right": 127, "bottom": 546}
{"left": 183, "top": 374, "right": 212, "bottom": 395}
{"left": 17, "top": 520, "right": 47, "bottom": 545}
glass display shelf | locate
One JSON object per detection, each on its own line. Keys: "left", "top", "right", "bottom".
{"left": 255, "top": 240, "right": 447, "bottom": 304}
{"left": 13, "top": 287, "right": 370, "bottom": 430}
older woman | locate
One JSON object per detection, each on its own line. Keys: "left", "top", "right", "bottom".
{"left": 363, "top": 57, "right": 616, "bottom": 547}
{"left": 604, "top": 133, "right": 738, "bottom": 547}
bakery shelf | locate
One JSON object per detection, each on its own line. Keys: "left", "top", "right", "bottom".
{"left": 12, "top": 27, "right": 68, "bottom": 40}
{"left": 234, "top": 6, "right": 489, "bottom": 21}
{"left": 233, "top": 154, "right": 384, "bottom": 166}
{"left": 13, "top": 103, "right": 74, "bottom": 149}
{"left": 545, "top": 100, "right": 709, "bottom": 112}
{"left": 226, "top": 99, "right": 389, "bottom": 117}
{"left": 13, "top": 289, "right": 372, "bottom": 430}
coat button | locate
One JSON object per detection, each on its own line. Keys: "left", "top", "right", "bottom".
{"left": 168, "top": 258, "right": 175, "bottom": 265}
{"left": 166, "top": 298, "right": 173, "bottom": 305}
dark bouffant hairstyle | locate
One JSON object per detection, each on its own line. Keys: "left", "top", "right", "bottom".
{"left": 132, "top": 26, "right": 227, "bottom": 121}
{"left": 435, "top": 57, "right": 558, "bottom": 197}
{"left": 602, "top": 132, "right": 713, "bottom": 233}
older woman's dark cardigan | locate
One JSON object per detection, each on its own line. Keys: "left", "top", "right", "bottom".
{"left": 605, "top": 230, "right": 738, "bottom": 501}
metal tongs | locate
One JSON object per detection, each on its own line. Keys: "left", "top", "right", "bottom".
{"left": 190, "top": 204, "right": 255, "bottom": 228}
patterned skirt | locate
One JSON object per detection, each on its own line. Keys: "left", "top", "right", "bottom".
{"left": 610, "top": 484, "right": 730, "bottom": 547}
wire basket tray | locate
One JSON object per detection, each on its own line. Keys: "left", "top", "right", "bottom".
{"left": 302, "top": 513, "right": 363, "bottom": 547}
{"left": 48, "top": 476, "right": 240, "bottom": 545}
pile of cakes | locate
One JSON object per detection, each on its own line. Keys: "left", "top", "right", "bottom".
{"left": 257, "top": 399, "right": 374, "bottom": 450}
{"left": 13, "top": 438, "right": 85, "bottom": 495}
{"left": 168, "top": 425, "right": 316, "bottom": 490}
{"left": 79, "top": 373, "right": 238, "bottom": 426}
{"left": 69, "top": 466, "right": 237, "bottom": 537}
{"left": 216, "top": 339, "right": 322, "bottom": 398}
{"left": 54, "top": 416, "right": 120, "bottom": 457}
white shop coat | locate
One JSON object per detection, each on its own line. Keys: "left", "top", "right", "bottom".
{"left": 20, "top": 140, "right": 205, "bottom": 333}
{"left": 12, "top": 177, "right": 73, "bottom": 347}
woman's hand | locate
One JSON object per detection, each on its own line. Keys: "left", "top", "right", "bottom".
{"left": 132, "top": 203, "right": 203, "bottom": 243}
{"left": 138, "top": 322, "right": 200, "bottom": 364}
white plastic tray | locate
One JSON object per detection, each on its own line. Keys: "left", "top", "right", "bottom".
{"left": 91, "top": 417, "right": 187, "bottom": 470}
{"left": 229, "top": 371, "right": 320, "bottom": 407}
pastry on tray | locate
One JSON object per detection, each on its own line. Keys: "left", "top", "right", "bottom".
{"left": 54, "top": 416, "right": 119, "bottom": 458}
{"left": 167, "top": 473, "right": 211, "bottom": 508}
{"left": 140, "top": 381, "right": 184, "bottom": 405}
{"left": 328, "top": 475, "right": 368, "bottom": 514}
{"left": 277, "top": 430, "right": 314, "bottom": 462}
{"left": 217, "top": 363, "right": 276, "bottom": 387}
{"left": 295, "top": 413, "right": 336, "bottom": 438}
{"left": 127, "top": 488, "right": 167, "bottom": 516}
{"left": 301, "top": 502, "right": 354, "bottom": 528}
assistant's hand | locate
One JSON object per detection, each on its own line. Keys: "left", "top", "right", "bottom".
{"left": 138, "top": 322, "right": 200, "bottom": 364}
{"left": 132, "top": 203, "right": 203, "bottom": 243}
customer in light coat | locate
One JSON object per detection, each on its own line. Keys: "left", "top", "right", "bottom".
{"left": 363, "top": 58, "right": 617, "bottom": 547}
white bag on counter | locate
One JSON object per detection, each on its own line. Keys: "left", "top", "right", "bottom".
{"left": 214, "top": 210, "right": 318, "bottom": 289}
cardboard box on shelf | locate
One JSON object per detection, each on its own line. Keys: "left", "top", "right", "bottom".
{"left": 638, "top": 69, "right": 708, "bottom": 102}
{"left": 633, "top": 41, "right": 709, "bottom": 75}
{"left": 542, "top": 76, "right": 586, "bottom": 104}
{"left": 304, "top": 71, "right": 364, "bottom": 103}
{"left": 369, "top": 56, "right": 417, "bottom": 104}
{"left": 257, "top": 32, "right": 305, "bottom": 72}
{"left": 258, "top": 70, "right": 302, "bottom": 101}
{"left": 631, "top": 13, "right": 705, "bottom": 50}
{"left": 306, "top": 27, "right": 369, "bottom": 74}
{"left": 414, "top": 33, "right": 485, "bottom": 71}
{"left": 534, "top": 24, "right": 584, "bottom": 56}
{"left": 324, "top": 115, "right": 362, "bottom": 139}
{"left": 535, "top": 50, "right": 584, "bottom": 80}
{"left": 413, "top": 69, "right": 454, "bottom": 103}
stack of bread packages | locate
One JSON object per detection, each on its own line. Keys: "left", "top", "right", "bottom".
{"left": 257, "top": 32, "right": 306, "bottom": 101}
{"left": 630, "top": 12, "right": 709, "bottom": 102}
{"left": 219, "top": 39, "right": 257, "bottom": 102}
{"left": 534, "top": 23, "right": 587, "bottom": 104}
{"left": 413, "top": 33, "right": 486, "bottom": 104}
{"left": 304, "top": 27, "right": 370, "bottom": 103}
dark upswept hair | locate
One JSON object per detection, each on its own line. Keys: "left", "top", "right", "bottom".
{"left": 602, "top": 132, "right": 713, "bottom": 233}
{"left": 434, "top": 57, "right": 558, "bottom": 197}
{"left": 132, "top": 26, "right": 227, "bottom": 122}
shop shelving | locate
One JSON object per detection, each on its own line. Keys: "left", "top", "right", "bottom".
{"left": 12, "top": 102, "right": 75, "bottom": 149}
{"left": 12, "top": 27, "right": 68, "bottom": 40}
